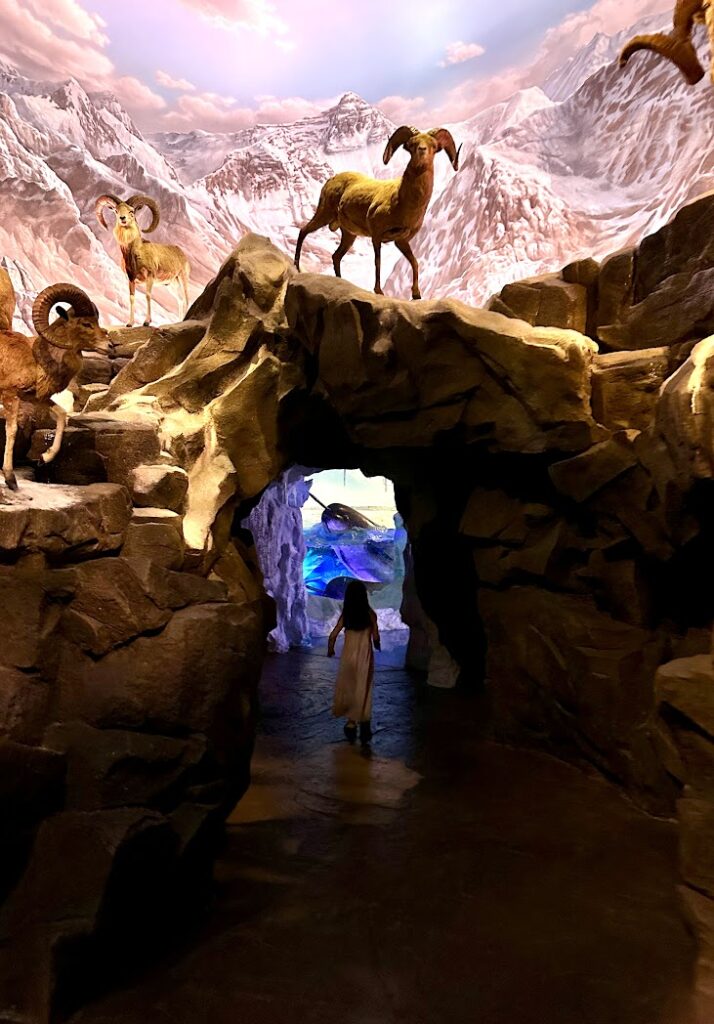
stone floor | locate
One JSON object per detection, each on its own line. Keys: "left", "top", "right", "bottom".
{"left": 72, "top": 633, "right": 696, "bottom": 1024}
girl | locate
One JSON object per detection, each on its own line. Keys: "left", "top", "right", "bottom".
{"left": 327, "top": 580, "right": 381, "bottom": 744}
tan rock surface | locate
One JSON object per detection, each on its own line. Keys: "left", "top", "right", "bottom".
{"left": 0, "top": 480, "right": 131, "bottom": 559}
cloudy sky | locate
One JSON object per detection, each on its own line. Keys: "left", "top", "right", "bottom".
{"left": 1, "top": 0, "right": 670, "bottom": 131}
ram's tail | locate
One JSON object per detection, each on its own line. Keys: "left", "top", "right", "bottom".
{"left": 294, "top": 177, "right": 344, "bottom": 270}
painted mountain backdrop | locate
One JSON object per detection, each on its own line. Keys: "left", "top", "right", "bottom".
{"left": 1, "top": 13, "right": 713, "bottom": 328}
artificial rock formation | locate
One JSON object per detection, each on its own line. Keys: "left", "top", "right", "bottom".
{"left": 5, "top": 191, "right": 714, "bottom": 1020}
{"left": 245, "top": 467, "right": 311, "bottom": 652}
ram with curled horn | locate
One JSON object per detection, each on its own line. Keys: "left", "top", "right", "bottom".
{"left": 0, "top": 282, "right": 110, "bottom": 492}
{"left": 295, "top": 126, "right": 462, "bottom": 299}
{"left": 95, "top": 193, "right": 191, "bottom": 327}
{"left": 619, "top": 0, "right": 714, "bottom": 85}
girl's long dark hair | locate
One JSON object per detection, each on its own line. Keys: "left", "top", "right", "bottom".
{"left": 342, "top": 580, "right": 372, "bottom": 631}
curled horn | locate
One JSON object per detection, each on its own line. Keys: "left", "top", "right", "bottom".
{"left": 95, "top": 194, "right": 121, "bottom": 230}
{"left": 383, "top": 125, "right": 418, "bottom": 165}
{"left": 619, "top": 32, "right": 705, "bottom": 84}
{"left": 32, "top": 283, "right": 98, "bottom": 349}
{"left": 127, "top": 194, "right": 160, "bottom": 233}
{"left": 428, "top": 128, "right": 462, "bottom": 170}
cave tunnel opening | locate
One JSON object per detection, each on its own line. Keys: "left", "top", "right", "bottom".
{"left": 243, "top": 467, "right": 409, "bottom": 658}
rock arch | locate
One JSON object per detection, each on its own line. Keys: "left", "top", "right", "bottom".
{"left": 4, "top": 196, "right": 714, "bottom": 1018}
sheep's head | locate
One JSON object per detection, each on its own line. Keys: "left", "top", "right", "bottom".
{"left": 32, "top": 284, "right": 111, "bottom": 355}
{"left": 383, "top": 126, "right": 462, "bottom": 171}
{"left": 95, "top": 193, "right": 161, "bottom": 235}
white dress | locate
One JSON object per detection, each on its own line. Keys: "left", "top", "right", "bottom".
{"left": 332, "top": 627, "right": 375, "bottom": 722}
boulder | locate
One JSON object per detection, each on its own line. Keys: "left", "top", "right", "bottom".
{"left": 0, "top": 808, "right": 175, "bottom": 1022}
{"left": 128, "top": 464, "right": 189, "bottom": 514}
{"left": 657, "top": 337, "right": 714, "bottom": 481}
{"left": 549, "top": 438, "right": 638, "bottom": 502}
{"left": 495, "top": 274, "right": 588, "bottom": 333}
{"left": 0, "top": 666, "right": 51, "bottom": 744}
{"left": 59, "top": 558, "right": 172, "bottom": 658}
{"left": 591, "top": 348, "right": 671, "bottom": 431}
{"left": 657, "top": 655, "right": 714, "bottom": 740}
{"left": 0, "top": 481, "right": 131, "bottom": 560}
{"left": 77, "top": 352, "right": 112, "bottom": 386}
{"left": 121, "top": 508, "right": 185, "bottom": 569}
{"left": 595, "top": 249, "right": 634, "bottom": 338}
{"left": 44, "top": 721, "right": 207, "bottom": 812}
{"left": 29, "top": 414, "right": 163, "bottom": 489}
{"left": 481, "top": 586, "right": 667, "bottom": 787}
{"left": 597, "top": 194, "right": 714, "bottom": 349}
{"left": 54, "top": 603, "right": 260, "bottom": 746}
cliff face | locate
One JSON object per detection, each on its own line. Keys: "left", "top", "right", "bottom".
{"left": 5, "top": 191, "right": 714, "bottom": 1019}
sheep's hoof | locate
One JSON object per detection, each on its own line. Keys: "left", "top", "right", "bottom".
{"left": 126, "top": 322, "right": 133, "bottom": 328}
{"left": 143, "top": 320, "right": 151, "bottom": 327}
{"left": 4, "top": 474, "right": 18, "bottom": 492}
{"left": 412, "top": 292, "right": 422, "bottom": 301}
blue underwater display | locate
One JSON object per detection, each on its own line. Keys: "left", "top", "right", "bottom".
{"left": 303, "top": 500, "right": 403, "bottom": 599}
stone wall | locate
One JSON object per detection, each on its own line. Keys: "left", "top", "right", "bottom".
{"left": 5, "top": 193, "right": 714, "bottom": 1019}
{"left": 0, "top": 426, "right": 267, "bottom": 1021}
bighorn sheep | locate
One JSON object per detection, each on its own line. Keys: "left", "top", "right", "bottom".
{"left": 0, "top": 283, "right": 109, "bottom": 491}
{"left": 294, "top": 126, "right": 461, "bottom": 300}
{"left": 0, "top": 268, "right": 14, "bottom": 331}
{"left": 620, "top": 0, "right": 714, "bottom": 84}
{"left": 95, "top": 194, "right": 191, "bottom": 327}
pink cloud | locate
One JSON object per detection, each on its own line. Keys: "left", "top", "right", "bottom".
{"left": 156, "top": 69, "right": 197, "bottom": 92}
{"left": 439, "top": 41, "right": 486, "bottom": 68}
{"left": 23, "top": 0, "right": 108, "bottom": 45}
{"left": 429, "top": 0, "right": 672, "bottom": 122}
{"left": 162, "top": 93, "right": 256, "bottom": 131}
{"left": 377, "top": 95, "right": 427, "bottom": 124}
{"left": 113, "top": 76, "right": 167, "bottom": 112}
{"left": 161, "top": 90, "right": 331, "bottom": 132}
{"left": 0, "top": 0, "right": 166, "bottom": 120}
{"left": 0, "top": 0, "right": 114, "bottom": 82}
{"left": 176, "top": 0, "right": 287, "bottom": 34}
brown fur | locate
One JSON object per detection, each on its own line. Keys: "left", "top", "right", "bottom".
{"left": 0, "top": 300, "right": 109, "bottom": 491}
{"left": 620, "top": 0, "right": 713, "bottom": 84}
{"left": 0, "top": 268, "right": 15, "bottom": 332}
{"left": 97, "top": 197, "right": 191, "bottom": 327}
{"left": 294, "top": 127, "right": 460, "bottom": 300}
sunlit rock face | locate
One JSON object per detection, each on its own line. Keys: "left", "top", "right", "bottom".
{"left": 6, "top": 189, "right": 714, "bottom": 1019}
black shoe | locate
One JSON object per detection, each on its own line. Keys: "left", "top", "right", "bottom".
{"left": 344, "top": 723, "right": 357, "bottom": 743}
{"left": 359, "top": 720, "right": 372, "bottom": 745}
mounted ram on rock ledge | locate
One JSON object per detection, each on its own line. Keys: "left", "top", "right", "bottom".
{"left": 295, "top": 126, "right": 461, "bottom": 300}
{"left": 0, "top": 279, "right": 109, "bottom": 493}
{"left": 96, "top": 194, "right": 191, "bottom": 328}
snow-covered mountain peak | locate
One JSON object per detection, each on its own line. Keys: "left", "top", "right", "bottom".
{"left": 2, "top": 10, "right": 714, "bottom": 323}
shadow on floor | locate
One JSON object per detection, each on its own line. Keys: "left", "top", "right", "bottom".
{"left": 71, "top": 633, "right": 696, "bottom": 1024}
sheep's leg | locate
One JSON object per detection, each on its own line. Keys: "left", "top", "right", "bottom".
{"left": 40, "top": 402, "right": 68, "bottom": 465}
{"left": 373, "top": 238, "right": 383, "bottom": 295}
{"left": 127, "top": 279, "right": 136, "bottom": 328}
{"left": 332, "top": 231, "right": 356, "bottom": 278}
{"left": 396, "top": 240, "right": 421, "bottom": 300}
{"left": 144, "top": 275, "right": 155, "bottom": 327}
{"left": 295, "top": 208, "right": 332, "bottom": 270}
{"left": 2, "top": 394, "right": 19, "bottom": 491}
